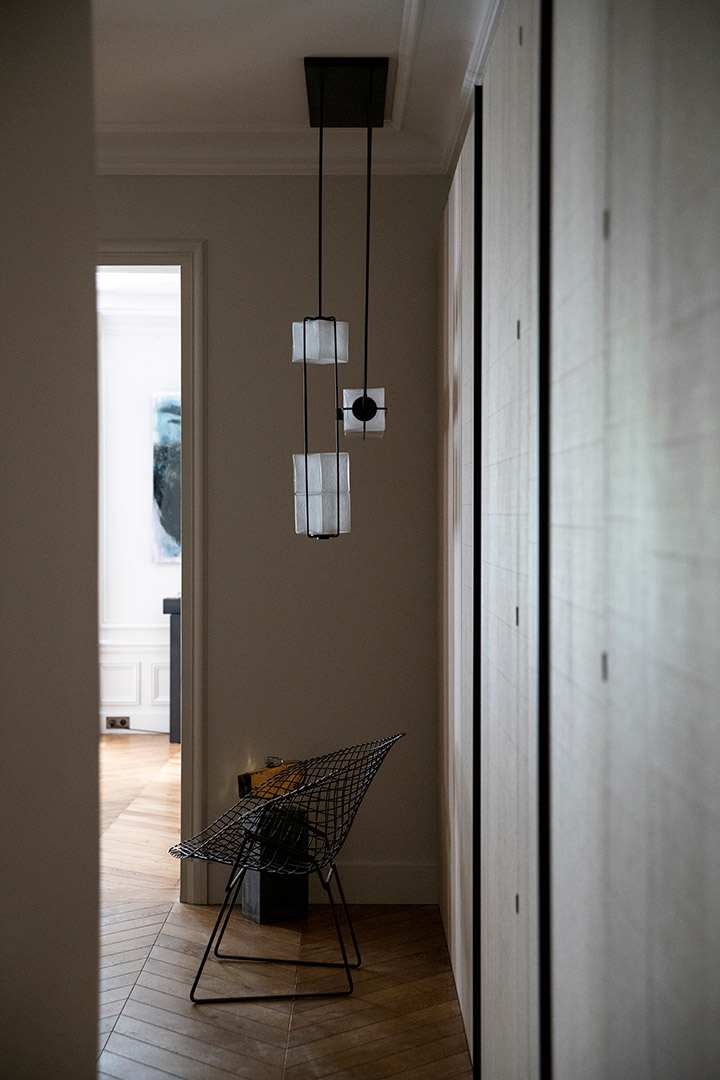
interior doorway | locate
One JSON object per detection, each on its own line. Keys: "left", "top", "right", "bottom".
{"left": 97, "top": 241, "right": 207, "bottom": 905}
{"left": 97, "top": 264, "right": 182, "bottom": 739}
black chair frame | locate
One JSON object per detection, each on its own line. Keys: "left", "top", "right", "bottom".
{"left": 190, "top": 857, "right": 360, "bottom": 1004}
{"left": 170, "top": 734, "right": 404, "bottom": 1005}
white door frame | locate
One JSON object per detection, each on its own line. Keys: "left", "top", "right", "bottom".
{"left": 98, "top": 240, "right": 208, "bottom": 903}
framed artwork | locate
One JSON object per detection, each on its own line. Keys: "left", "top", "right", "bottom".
{"left": 152, "top": 392, "right": 181, "bottom": 561}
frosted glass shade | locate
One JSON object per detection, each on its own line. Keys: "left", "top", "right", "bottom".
{"left": 342, "top": 388, "right": 386, "bottom": 437}
{"left": 292, "top": 319, "right": 349, "bottom": 364}
{"left": 293, "top": 452, "right": 351, "bottom": 535}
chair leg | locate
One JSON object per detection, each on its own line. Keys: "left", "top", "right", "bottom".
{"left": 190, "top": 864, "right": 360, "bottom": 1005}
{"left": 213, "top": 867, "right": 246, "bottom": 957}
{"left": 328, "top": 864, "right": 361, "bottom": 968}
{"left": 189, "top": 865, "right": 246, "bottom": 1003}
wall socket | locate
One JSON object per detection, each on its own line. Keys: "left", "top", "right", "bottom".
{"left": 106, "top": 716, "right": 130, "bottom": 729}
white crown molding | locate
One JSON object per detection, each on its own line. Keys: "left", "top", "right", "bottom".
{"left": 97, "top": 158, "right": 446, "bottom": 176}
{"left": 96, "top": 128, "right": 445, "bottom": 176}
{"left": 98, "top": 121, "right": 311, "bottom": 135}
{"left": 94, "top": 0, "right": 501, "bottom": 177}
{"left": 390, "top": 0, "right": 425, "bottom": 130}
{"left": 440, "top": 0, "right": 505, "bottom": 174}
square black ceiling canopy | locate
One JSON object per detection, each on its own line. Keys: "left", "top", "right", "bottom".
{"left": 304, "top": 57, "right": 389, "bottom": 128}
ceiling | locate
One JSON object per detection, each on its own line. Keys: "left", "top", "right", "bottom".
{"left": 93, "top": 0, "right": 499, "bottom": 175}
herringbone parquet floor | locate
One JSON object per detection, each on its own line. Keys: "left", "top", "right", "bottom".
{"left": 98, "top": 733, "right": 472, "bottom": 1079}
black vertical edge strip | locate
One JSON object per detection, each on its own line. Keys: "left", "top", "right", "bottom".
{"left": 538, "top": 0, "right": 553, "bottom": 1077}
{"left": 472, "top": 82, "right": 483, "bottom": 1078}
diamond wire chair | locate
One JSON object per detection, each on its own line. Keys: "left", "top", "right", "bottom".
{"left": 169, "top": 733, "right": 404, "bottom": 1004}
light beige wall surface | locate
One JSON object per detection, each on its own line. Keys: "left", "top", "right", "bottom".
{"left": 98, "top": 173, "right": 449, "bottom": 903}
{"left": 479, "top": 0, "right": 540, "bottom": 1074}
{"left": 551, "top": 1, "right": 720, "bottom": 1076}
{"left": 550, "top": 0, "right": 609, "bottom": 1072}
{"left": 439, "top": 115, "right": 475, "bottom": 1054}
{"left": 0, "top": 2, "right": 99, "bottom": 1076}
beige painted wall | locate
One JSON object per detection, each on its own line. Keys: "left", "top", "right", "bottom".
{"left": 97, "top": 173, "right": 450, "bottom": 903}
{"left": 439, "top": 116, "right": 476, "bottom": 1054}
{"left": 0, "top": 2, "right": 99, "bottom": 1076}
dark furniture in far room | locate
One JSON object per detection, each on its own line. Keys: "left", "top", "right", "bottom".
{"left": 162, "top": 597, "right": 181, "bottom": 743}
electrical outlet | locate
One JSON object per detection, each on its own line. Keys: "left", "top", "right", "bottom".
{"left": 106, "top": 716, "right": 130, "bottom": 729}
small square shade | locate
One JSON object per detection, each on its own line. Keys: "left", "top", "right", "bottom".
{"left": 342, "top": 388, "right": 386, "bottom": 437}
{"left": 293, "top": 452, "right": 351, "bottom": 535}
{"left": 292, "top": 319, "right": 349, "bottom": 364}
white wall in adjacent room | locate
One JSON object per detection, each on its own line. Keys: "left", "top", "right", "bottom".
{"left": 97, "top": 268, "right": 182, "bottom": 733}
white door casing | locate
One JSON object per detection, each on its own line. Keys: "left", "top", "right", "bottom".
{"left": 98, "top": 240, "right": 207, "bottom": 904}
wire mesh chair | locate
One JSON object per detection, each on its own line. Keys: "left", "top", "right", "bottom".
{"left": 169, "top": 733, "right": 404, "bottom": 1004}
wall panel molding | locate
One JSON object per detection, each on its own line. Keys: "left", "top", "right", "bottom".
{"left": 100, "top": 661, "right": 140, "bottom": 705}
{"left": 150, "top": 662, "right": 170, "bottom": 705}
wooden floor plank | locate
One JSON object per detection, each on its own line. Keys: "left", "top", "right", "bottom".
{"left": 286, "top": 1000, "right": 463, "bottom": 1055}
{"left": 283, "top": 1018, "right": 467, "bottom": 1077}
{"left": 113, "top": 1014, "right": 284, "bottom": 1080}
{"left": 127, "top": 984, "right": 291, "bottom": 1049}
{"left": 122, "top": 997, "right": 287, "bottom": 1066}
{"left": 98, "top": 1047, "right": 183, "bottom": 1080}
{"left": 104, "top": 1030, "right": 265, "bottom": 1080}
{"left": 284, "top": 1033, "right": 469, "bottom": 1080}
{"left": 390, "top": 1053, "right": 475, "bottom": 1080}
{"left": 100, "top": 972, "right": 141, "bottom": 994}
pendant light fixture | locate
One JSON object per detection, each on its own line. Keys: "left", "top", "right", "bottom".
{"left": 292, "top": 57, "right": 388, "bottom": 538}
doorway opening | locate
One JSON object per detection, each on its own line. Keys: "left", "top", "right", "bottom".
{"left": 97, "top": 241, "right": 207, "bottom": 907}
{"left": 97, "top": 264, "right": 182, "bottom": 742}
{"left": 95, "top": 242, "right": 207, "bottom": 1052}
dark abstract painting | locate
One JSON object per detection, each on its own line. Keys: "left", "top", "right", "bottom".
{"left": 152, "top": 393, "right": 181, "bottom": 561}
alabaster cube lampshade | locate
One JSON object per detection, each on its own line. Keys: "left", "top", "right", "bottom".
{"left": 342, "top": 387, "right": 386, "bottom": 437}
{"left": 292, "top": 319, "right": 349, "bottom": 364}
{"left": 293, "top": 452, "right": 351, "bottom": 535}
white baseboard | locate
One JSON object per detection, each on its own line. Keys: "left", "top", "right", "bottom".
{"left": 309, "top": 861, "right": 438, "bottom": 905}
{"left": 99, "top": 710, "right": 169, "bottom": 734}
{"left": 204, "top": 860, "right": 438, "bottom": 906}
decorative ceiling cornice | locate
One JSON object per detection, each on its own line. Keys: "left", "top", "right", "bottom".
{"left": 95, "top": 0, "right": 500, "bottom": 176}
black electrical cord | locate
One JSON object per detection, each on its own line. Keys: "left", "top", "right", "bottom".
{"left": 361, "top": 78, "right": 373, "bottom": 438}
{"left": 318, "top": 80, "right": 324, "bottom": 317}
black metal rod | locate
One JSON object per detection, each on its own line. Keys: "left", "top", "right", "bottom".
{"left": 322, "top": 870, "right": 354, "bottom": 993}
{"left": 538, "top": 0, "right": 554, "bottom": 1075}
{"left": 318, "top": 80, "right": 324, "bottom": 317}
{"left": 329, "top": 864, "right": 361, "bottom": 967}
{"left": 213, "top": 868, "right": 246, "bottom": 956}
{"left": 190, "top": 883, "right": 236, "bottom": 1002}
{"left": 362, "top": 92, "right": 373, "bottom": 440}
{"left": 188, "top": 863, "right": 357, "bottom": 1004}
{"left": 302, "top": 316, "right": 341, "bottom": 539}
{"left": 472, "top": 82, "right": 483, "bottom": 1076}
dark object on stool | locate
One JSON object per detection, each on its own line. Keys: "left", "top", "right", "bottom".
{"left": 169, "top": 733, "right": 404, "bottom": 1004}
{"left": 237, "top": 763, "right": 309, "bottom": 922}
{"left": 241, "top": 866, "right": 308, "bottom": 922}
